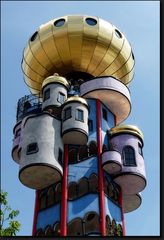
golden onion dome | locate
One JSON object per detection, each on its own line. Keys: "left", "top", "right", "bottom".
{"left": 109, "top": 125, "right": 144, "bottom": 142}
{"left": 42, "top": 73, "right": 69, "bottom": 90}
{"left": 22, "top": 15, "right": 135, "bottom": 95}
{"left": 62, "top": 96, "right": 88, "bottom": 108}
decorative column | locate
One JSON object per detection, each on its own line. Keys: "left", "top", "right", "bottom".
{"left": 118, "top": 189, "right": 126, "bottom": 236}
{"left": 32, "top": 190, "right": 39, "bottom": 236}
{"left": 60, "top": 144, "right": 68, "bottom": 236}
{"left": 96, "top": 99, "right": 106, "bottom": 236}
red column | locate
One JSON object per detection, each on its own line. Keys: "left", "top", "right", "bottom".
{"left": 118, "top": 189, "right": 126, "bottom": 236}
{"left": 32, "top": 190, "right": 39, "bottom": 236}
{"left": 60, "top": 144, "right": 68, "bottom": 236}
{"left": 96, "top": 99, "right": 106, "bottom": 236}
{"left": 114, "top": 114, "right": 117, "bottom": 126}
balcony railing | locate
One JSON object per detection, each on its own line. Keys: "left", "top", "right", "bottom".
{"left": 16, "top": 94, "right": 42, "bottom": 122}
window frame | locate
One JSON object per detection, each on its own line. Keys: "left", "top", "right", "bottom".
{"left": 63, "top": 107, "right": 72, "bottom": 121}
{"left": 88, "top": 120, "right": 93, "bottom": 132}
{"left": 122, "top": 145, "right": 136, "bottom": 166}
{"left": 102, "top": 108, "right": 108, "bottom": 121}
{"left": 26, "top": 142, "right": 39, "bottom": 155}
{"left": 138, "top": 142, "right": 143, "bottom": 156}
{"left": 57, "top": 92, "right": 65, "bottom": 104}
{"left": 43, "top": 88, "right": 50, "bottom": 102}
{"left": 75, "top": 109, "right": 84, "bottom": 122}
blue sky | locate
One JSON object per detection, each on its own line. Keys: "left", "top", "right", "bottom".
{"left": 1, "top": 1, "right": 160, "bottom": 236}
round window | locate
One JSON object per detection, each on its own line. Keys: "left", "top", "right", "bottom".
{"left": 115, "top": 29, "right": 122, "bottom": 39}
{"left": 132, "top": 51, "right": 135, "bottom": 60}
{"left": 85, "top": 18, "right": 97, "bottom": 26}
{"left": 30, "top": 31, "right": 38, "bottom": 42}
{"left": 54, "top": 18, "right": 65, "bottom": 27}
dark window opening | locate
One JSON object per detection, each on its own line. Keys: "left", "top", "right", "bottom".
{"left": 43, "top": 88, "right": 50, "bottom": 101}
{"left": 88, "top": 120, "right": 93, "bottom": 132}
{"left": 63, "top": 107, "right": 71, "bottom": 121}
{"left": 138, "top": 142, "right": 143, "bottom": 156}
{"left": 89, "top": 141, "right": 97, "bottom": 156}
{"left": 115, "top": 29, "right": 122, "bottom": 39}
{"left": 85, "top": 18, "right": 97, "bottom": 26}
{"left": 68, "top": 147, "right": 79, "bottom": 164}
{"left": 76, "top": 109, "right": 84, "bottom": 122}
{"left": 102, "top": 108, "right": 108, "bottom": 121}
{"left": 15, "top": 128, "right": 21, "bottom": 137}
{"left": 30, "top": 31, "right": 38, "bottom": 42}
{"left": 58, "top": 149, "right": 63, "bottom": 166}
{"left": 26, "top": 143, "right": 38, "bottom": 155}
{"left": 54, "top": 19, "right": 65, "bottom": 27}
{"left": 123, "top": 146, "right": 136, "bottom": 166}
{"left": 58, "top": 92, "right": 65, "bottom": 104}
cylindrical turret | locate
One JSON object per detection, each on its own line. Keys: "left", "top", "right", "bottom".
{"left": 19, "top": 112, "right": 63, "bottom": 189}
{"left": 61, "top": 96, "right": 89, "bottom": 145}
{"left": 42, "top": 74, "right": 69, "bottom": 111}
{"left": 107, "top": 125, "right": 146, "bottom": 195}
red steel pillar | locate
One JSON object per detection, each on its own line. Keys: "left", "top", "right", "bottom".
{"left": 32, "top": 190, "right": 39, "bottom": 236}
{"left": 60, "top": 144, "right": 68, "bottom": 236}
{"left": 118, "top": 189, "right": 126, "bottom": 236}
{"left": 96, "top": 99, "right": 106, "bottom": 236}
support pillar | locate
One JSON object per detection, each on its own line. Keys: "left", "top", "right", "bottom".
{"left": 32, "top": 190, "right": 39, "bottom": 236}
{"left": 60, "top": 144, "right": 68, "bottom": 236}
{"left": 96, "top": 99, "right": 106, "bottom": 236}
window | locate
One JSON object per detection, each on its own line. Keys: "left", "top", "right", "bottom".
{"left": 43, "top": 88, "right": 50, "bottom": 101}
{"left": 138, "top": 142, "right": 143, "bottom": 156}
{"left": 26, "top": 143, "right": 38, "bottom": 155}
{"left": 15, "top": 128, "right": 21, "bottom": 137}
{"left": 85, "top": 18, "right": 97, "bottom": 26}
{"left": 88, "top": 120, "right": 93, "bottom": 132}
{"left": 76, "top": 109, "right": 84, "bottom": 122}
{"left": 30, "top": 31, "right": 38, "bottom": 42}
{"left": 58, "top": 149, "right": 63, "bottom": 166}
{"left": 54, "top": 19, "right": 65, "bottom": 27}
{"left": 102, "top": 108, "right": 108, "bottom": 121}
{"left": 123, "top": 146, "right": 136, "bottom": 166}
{"left": 115, "top": 29, "right": 122, "bottom": 39}
{"left": 58, "top": 92, "right": 65, "bottom": 104}
{"left": 63, "top": 107, "right": 71, "bottom": 121}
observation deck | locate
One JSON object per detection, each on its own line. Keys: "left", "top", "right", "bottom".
{"left": 22, "top": 15, "right": 135, "bottom": 95}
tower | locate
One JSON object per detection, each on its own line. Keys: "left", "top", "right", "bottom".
{"left": 11, "top": 15, "right": 147, "bottom": 236}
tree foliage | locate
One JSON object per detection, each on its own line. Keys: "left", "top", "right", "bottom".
{"left": 0, "top": 190, "right": 21, "bottom": 236}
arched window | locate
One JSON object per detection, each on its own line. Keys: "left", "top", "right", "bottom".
{"left": 36, "top": 228, "right": 44, "bottom": 236}
{"left": 55, "top": 182, "right": 62, "bottom": 202}
{"left": 84, "top": 212, "right": 99, "bottom": 235}
{"left": 68, "top": 147, "right": 79, "bottom": 164}
{"left": 67, "top": 218, "right": 83, "bottom": 236}
{"left": 111, "top": 219, "right": 117, "bottom": 236}
{"left": 47, "top": 186, "right": 55, "bottom": 207}
{"left": 53, "top": 222, "right": 60, "bottom": 236}
{"left": 122, "top": 146, "right": 136, "bottom": 166}
{"left": 78, "top": 178, "right": 89, "bottom": 197}
{"left": 117, "top": 224, "right": 123, "bottom": 236}
{"left": 106, "top": 215, "right": 112, "bottom": 236}
{"left": 79, "top": 145, "right": 88, "bottom": 160}
{"left": 88, "top": 141, "right": 97, "bottom": 156}
{"left": 39, "top": 191, "right": 47, "bottom": 210}
{"left": 45, "top": 225, "right": 54, "bottom": 236}
{"left": 89, "top": 174, "right": 98, "bottom": 193}
{"left": 68, "top": 182, "right": 78, "bottom": 200}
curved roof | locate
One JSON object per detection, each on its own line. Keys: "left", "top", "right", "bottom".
{"left": 109, "top": 124, "right": 144, "bottom": 142}
{"left": 42, "top": 74, "right": 69, "bottom": 90}
{"left": 22, "top": 15, "right": 135, "bottom": 95}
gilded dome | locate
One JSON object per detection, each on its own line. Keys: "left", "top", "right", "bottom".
{"left": 22, "top": 15, "right": 135, "bottom": 95}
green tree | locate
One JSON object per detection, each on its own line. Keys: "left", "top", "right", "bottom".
{"left": 0, "top": 190, "right": 21, "bottom": 236}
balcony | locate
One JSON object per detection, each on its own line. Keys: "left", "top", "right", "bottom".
{"left": 16, "top": 94, "right": 42, "bottom": 122}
